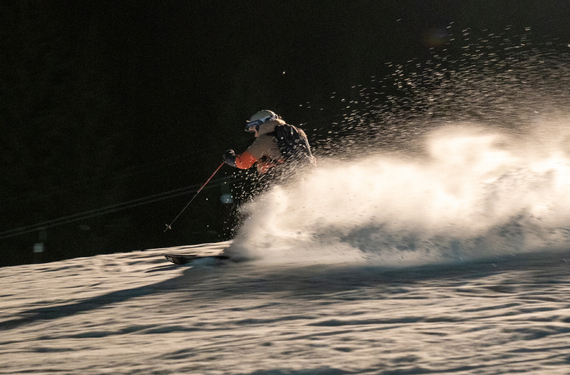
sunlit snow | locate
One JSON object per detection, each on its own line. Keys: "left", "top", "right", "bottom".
{"left": 1, "top": 242, "right": 570, "bottom": 374}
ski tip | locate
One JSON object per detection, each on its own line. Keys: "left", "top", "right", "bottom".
{"left": 165, "top": 254, "right": 189, "bottom": 265}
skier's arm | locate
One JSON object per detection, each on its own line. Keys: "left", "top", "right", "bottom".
{"left": 223, "top": 149, "right": 257, "bottom": 169}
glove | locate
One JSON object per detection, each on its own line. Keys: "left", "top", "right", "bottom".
{"left": 223, "top": 149, "right": 237, "bottom": 167}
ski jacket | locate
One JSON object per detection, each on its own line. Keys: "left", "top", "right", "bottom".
{"left": 234, "top": 119, "right": 315, "bottom": 173}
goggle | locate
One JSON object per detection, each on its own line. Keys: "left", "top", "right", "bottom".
{"left": 245, "top": 114, "right": 277, "bottom": 132}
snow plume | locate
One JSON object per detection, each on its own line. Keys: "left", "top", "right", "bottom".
{"left": 231, "top": 121, "right": 570, "bottom": 266}
{"left": 229, "top": 28, "right": 570, "bottom": 267}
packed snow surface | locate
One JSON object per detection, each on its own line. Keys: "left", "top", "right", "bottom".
{"left": 1, "top": 242, "right": 570, "bottom": 374}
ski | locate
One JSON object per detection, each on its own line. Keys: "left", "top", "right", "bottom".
{"left": 164, "top": 253, "right": 232, "bottom": 265}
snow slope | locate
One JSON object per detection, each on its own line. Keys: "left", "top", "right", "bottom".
{"left": 1, "top": 241, "right": 570, "bottom": 374}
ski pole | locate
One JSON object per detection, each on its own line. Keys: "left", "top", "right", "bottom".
{"left": 164, "top": 162, "right": 225, "bottom": 232}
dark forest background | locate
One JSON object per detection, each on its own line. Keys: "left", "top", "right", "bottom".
{"left": 2, "top": 1, "right": 568, "bottom": 266}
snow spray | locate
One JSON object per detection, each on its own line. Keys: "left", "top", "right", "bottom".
{"left": 230, "top": 27, "right": 570, "bottom": 267}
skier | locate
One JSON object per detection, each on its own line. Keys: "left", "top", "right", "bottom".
{"left": 222, "top": 110, "right": 316, "bottom": 177}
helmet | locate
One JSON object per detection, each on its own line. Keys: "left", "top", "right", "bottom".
{"left": 245, "top": 110, "right": 279, "bottom": 132}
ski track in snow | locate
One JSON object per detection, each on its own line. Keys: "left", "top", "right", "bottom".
{"left": 1, "top": 241, "right": 570, "bottom": 374}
